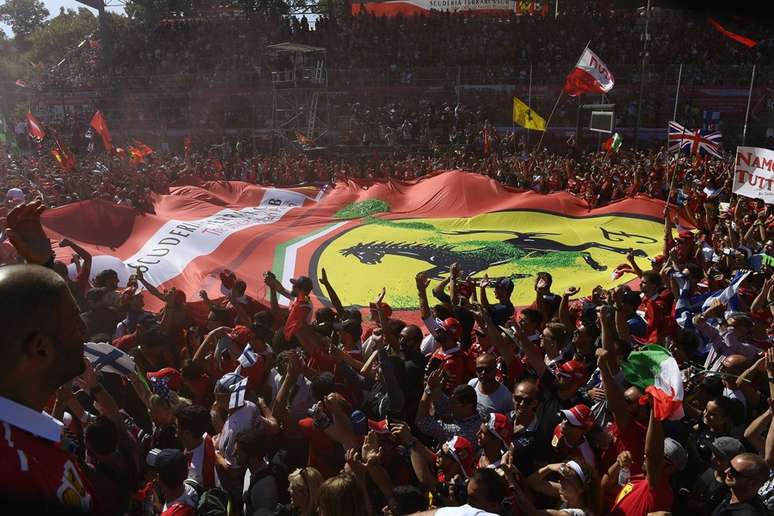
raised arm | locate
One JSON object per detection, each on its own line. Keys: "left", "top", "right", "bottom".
{"left": 136, "top": 268, "right": 165, "bottom": 301}
{"left": 319, "top": 267, "right": 345, "bottom": 317}
{"left": 596, "top": 347, "right": 631, "bottom": 429}
{"left": 558, "top": 286, "right": 579, "bottom": 328}
{"left": 416, "top": 272, "right": 432, "bottom": 321}
{"left": 60, "top": 238, "right": 92, "bottom": 283}
{"left": 644, "top": 399, "right": 665, "bottom": 489}
{"left": 765, "top": 348, "right": 774, "bottom": 467}
{"left": 192, "top": 326, "right": 231, "bottom": 366}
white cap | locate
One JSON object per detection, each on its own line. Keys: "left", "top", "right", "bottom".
{"left": 6, "top": 188, "right": 24, "bottom": 202}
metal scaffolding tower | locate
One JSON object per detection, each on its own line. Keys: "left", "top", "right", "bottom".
{"left": 266, "top": 43, "right": 328, "bottom": 153}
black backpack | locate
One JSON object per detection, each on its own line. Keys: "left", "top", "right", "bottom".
{"left": 248, "top": 458, "right": 291, "bottom": 509}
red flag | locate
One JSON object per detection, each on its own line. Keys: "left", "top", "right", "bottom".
{"left": 708, "top": 17, "right": 758, "bottom": 48}
{"left": 90, "top": 110, "right": 113, "bottom": 151}
{"left": 26, "top": 111, "right": 46, "bottom": 142}
{"left": 563, "top": 48, "right": 615, "bottom": 97}
{"left": 50, "top": 130, "right": 76, "bottom": 171}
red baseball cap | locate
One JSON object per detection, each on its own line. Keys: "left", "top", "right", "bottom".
{"left": 438, "top": 317, "right": 463, "bottom": 341}
{"left": 560, "top": 404, "right": 595, "bottom": 431}
{"left": 146, "top": 367, "right": 183, "bottom": 391}
{"left": 228, "top": 325, "right": 254, "bottom": 345}
{"left": 557, "top": 360, "right": 588, "bottom": 383}
{"left": 443, "top": 435, "right": 475, "bottom": 478}
{"left": 486, "top": 412, "right": 513, "bottom": 450}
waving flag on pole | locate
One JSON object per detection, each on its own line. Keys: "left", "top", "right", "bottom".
{"left": 26, "top": 111, "right": 46, "bottom": 142}
{"left": 90, "top": 110, "right": 113, "bottom": 152}
{"left": 563, "top": 48, "right": 615, "bottom": 97}
{"left": 512, "top": 97, "right": 546, "bottom": 131}
{"left": 668, "top": 121, "right": 723, "bottom": 158}
{"left": 622, "top": 345, "right": 684, "bottom": 420}
{"left": 708, "top": 17, "right": 758, "bottom": 48}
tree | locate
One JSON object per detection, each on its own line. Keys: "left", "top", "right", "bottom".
{"left": 26, "top": 8, "right": 98, "bottom": 65}
{"left": 0, "top": 0, "right": 49, "bottom": 39}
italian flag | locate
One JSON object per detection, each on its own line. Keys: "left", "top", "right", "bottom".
{"left": 621, "top": 345, "right": 684, "bottom": 420}
{"left": 603, "top": 133, "right": 622, "bottom": 154}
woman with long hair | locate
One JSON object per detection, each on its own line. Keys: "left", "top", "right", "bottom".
{"left": 318, "top": 473, "right": 370, "bottom": 516}
{"left": 273, "top": 467, "right": 324, "bottom": 516}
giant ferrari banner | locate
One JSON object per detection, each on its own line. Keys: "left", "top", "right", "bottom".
{"left": 45, "top": 171, "right": 667, "bottom": 316}
{"left": 351, "top": 0, "right": 518, "bottom": 16}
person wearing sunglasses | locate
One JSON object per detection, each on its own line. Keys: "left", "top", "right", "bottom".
{"left": 468, "top": 353, "right": 512, "bottom": 416}
{"left": 711, "top": 453, "right": 771, "bottom": 516}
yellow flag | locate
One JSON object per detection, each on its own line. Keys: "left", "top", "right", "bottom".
{"left": 512, "top": 97, "right": 546, "bottom": 131}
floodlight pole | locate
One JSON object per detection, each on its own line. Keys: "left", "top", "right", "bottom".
{"left": 634, "top": 0, "right": 650, "bottom": 151}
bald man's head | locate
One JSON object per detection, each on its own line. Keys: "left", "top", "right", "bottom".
{"left": 0, "top": 265, "right": 85, "bottom": 386}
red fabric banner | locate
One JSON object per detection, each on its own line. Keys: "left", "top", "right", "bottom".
{"left": 43, "top": 172, "right": 670, "bottom": 324}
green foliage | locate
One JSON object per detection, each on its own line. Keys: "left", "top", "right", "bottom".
{"left": 365, "top": 216, "right": 439, "bottom": 232}
{"left": 0, "top": 0, "right": 49, "bottom": 39}
{"left": 27, "top": 8, "right": 98, "bottom": 64}
{"left": 334, "top": 199, "right": 390, "bottom": 219}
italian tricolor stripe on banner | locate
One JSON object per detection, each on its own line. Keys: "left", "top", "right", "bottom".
{"left": 42, "top": 171, "right": 671, "bottom": 324}
{"left": 621, "top": 345, "right": 685, "bottom": 421}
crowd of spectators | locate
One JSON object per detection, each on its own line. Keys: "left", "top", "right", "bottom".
{"left": 2, "top": 127, "right": 774, "bottom": 516}
{"left": 32, "top": 4, "right": 773, "bottom": 100}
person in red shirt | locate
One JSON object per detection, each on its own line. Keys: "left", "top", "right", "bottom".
{"left": 639, "top": 270, "right": 676, "bottom": 344}
{"left": 0, "top": 202, "right": 95, "bottom": 512}
{"left": 607, "top": 398, "right": 688, "bottom": 515}
{"left": 597, "top": 348, "right": 649, "bottom": 476}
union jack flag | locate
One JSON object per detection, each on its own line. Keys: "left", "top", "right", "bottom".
{"left": 668, "top": 121, "right": 722, "bottom": 158}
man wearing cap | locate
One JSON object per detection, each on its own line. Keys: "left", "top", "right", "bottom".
{"left": 146, "top": 448, "right": 198, "bottom": 515}
{"left": 609, "top": 399, "right": 687, "bottom": 515}
{"left": 479, "top": 275, "right": 515, "bottom": 327}
{"left": 551, "top": 403, "right": 598, "bottom": 468}
{"left": 417, "top": 368, "right": 482, "bottom": 445}
{"left": 419, "top": 272, "right": 475, "bottom": 391}
{"left": 475, "top": 413, "right": 512, "bottom": 470}
{"left": 684, "top": 436, "right": 747, "bottom": 514}
{"left": 392, "top": 423, "right": 475, "bottom": 502}
{"left": 264, "top": 272, "right": 314, "bottom": 341}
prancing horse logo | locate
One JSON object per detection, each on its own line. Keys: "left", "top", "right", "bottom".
{"left": 341, "top": 229, "right": 647, "bottom": 280}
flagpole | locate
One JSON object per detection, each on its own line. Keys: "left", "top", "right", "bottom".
{"left": 672, "top": 63, "right": 682, "bottom": 121}
{"left": 535, "top": 41, "right": 590, "bottom": 154}
{"left": 742, "top": 64, "right": 756, "bottom": 146}
{"left": 535, "top": 91, "right": 562, "bottom": 153}
{"left": 555, "top": 0, "right": 559, "bottom": 19}
{"left": 526, "top": 63, "right": 533, "bottom": 150}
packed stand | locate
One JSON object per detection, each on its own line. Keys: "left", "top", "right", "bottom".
{"left": 2, "top": 133, "right": 774, "bottom": 516}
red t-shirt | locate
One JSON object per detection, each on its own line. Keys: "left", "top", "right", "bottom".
{"left": 297, "top": 418, "right": 344, "bottom": 479}
{"left": 0, "top": 398, "right": 94, "bottom": 513}
{"left": 162, "top": 503, "right": 196, "bottom": 516}
{"left": 602, "top": 420, "right": 647, "bottom": 476}
{"left": 609, "top": 474, "right": 673, "bottom": 516}
{"left": 307, "top": 348, "right": 336, "bottom": 374}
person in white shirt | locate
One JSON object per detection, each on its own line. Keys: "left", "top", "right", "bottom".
{"left": 467, "top": 354, "right": 513, "bottom": 416}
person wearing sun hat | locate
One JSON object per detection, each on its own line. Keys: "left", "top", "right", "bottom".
{"left": 476, "top": 413, "right": 512, "bottom": 470}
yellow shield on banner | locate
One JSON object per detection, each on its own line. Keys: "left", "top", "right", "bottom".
{"left": 314, "top": 211, "right": 663, "bottom": 309}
